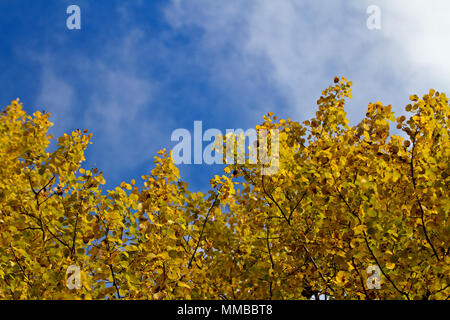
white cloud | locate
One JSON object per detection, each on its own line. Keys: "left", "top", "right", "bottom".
{"left": 165, "top": 0, "right": 450, "bottom": 124}
{"left": 377, "top": 0, "right": 450, "bottom": 91}
{"left": 31, "top": 0, "right": 450, "bottom": 187}
{"left": 36, "top": 64, "right": 75, "bottom": 134}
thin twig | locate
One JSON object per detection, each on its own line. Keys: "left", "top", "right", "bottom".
{"left": 187, "top": 192, "right": 220, "bottom": 268}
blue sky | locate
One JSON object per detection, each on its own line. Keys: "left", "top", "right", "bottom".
{"left": 1, "top": 0, "right": 449, "bottom": 192}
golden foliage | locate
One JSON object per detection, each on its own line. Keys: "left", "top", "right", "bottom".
{"left": 0, "top": 78, "right": 448, "bottom": 300}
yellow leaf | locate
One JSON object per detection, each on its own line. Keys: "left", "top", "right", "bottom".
{"left": 354, "top": 224, "right": 367, "bottom": 235}
{"left": 177, "top": 282, "right": 191, "bottom": 289}
{"left": 386, "top": 262, "right": 395, "bottom": 270}
{"left": 336, "top": 271, "right": 347, "bottom": 285}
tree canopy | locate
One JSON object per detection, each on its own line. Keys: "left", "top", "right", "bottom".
{"left": 0, "top": 77, "right": 448, "bottom": 300}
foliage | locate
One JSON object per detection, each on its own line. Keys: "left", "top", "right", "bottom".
{"left": 0, "top": 78, "right": 448, "bottom": 300}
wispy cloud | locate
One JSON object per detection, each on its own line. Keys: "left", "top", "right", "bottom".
{"left": 377, "top": 0, "right": 450, "bottom": 91}
{"left": 165, "top": 0, "right": 450, "bottom": 124}
{"left": 36, "top": 65, "right": 75, "bottom": 133}
{"left": 27, "top": 0, "right": 450, "bottom": 189}
{"left": 33, "top": 27, "right": 171, "bottom": 185}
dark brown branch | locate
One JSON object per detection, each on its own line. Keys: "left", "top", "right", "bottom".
{"left": 38, "top": 192, "right": 55, "bottom": 207}
{"left": 288, "top": 191, "right": 307, "bottom": 221}
{"left": 410, "top": 135, "right": 440, "bottom": 262}
{"left": 351, "top": 257, "right": 369, "bottom": 299}
{"left": 71, "top": 211, "right": 79, "bottom": 258}
{"left": 187, "top": 192, "right": 220, "bottom": 268}
{"left": 37, "top": 175, "right": 56, "bottom": 196}
{"left": 362, "top": 232, "right": 410, "bottom": 300}
{"left": 261, "top": 175, "right": 290, "bottom": 225}
{"left": 109, "top": 264, "right": 121, "bottom": 299}
{"left": 10, "top": 245, "right": 31, "bottom": 288}
{"left": 46, "top": 227, "right": 71, "bottom": 250}
{"left": 334, "top": 180, "right": 409, "bottom": 299}
{"left": 261, "top": 176, "right": 333, "bottom": 295}
{"left": 266, "top": 223, "right": 274, "bottom": 300}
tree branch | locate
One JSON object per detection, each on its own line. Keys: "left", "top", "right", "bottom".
{"left": 109, "top": 264, "right": 121, "bottom": 299}
{"left": 187, "top": 192, "right": 220, "bottom": 268}
{"left": 410, "top": 135, "right": 440, "bottom": 262}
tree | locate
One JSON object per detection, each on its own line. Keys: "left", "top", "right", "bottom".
{"left": 0, "top": 77, "right": 448, "bottom": 300}
{"left": 204, "top": 78, "right": 449, "bottom": 300}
